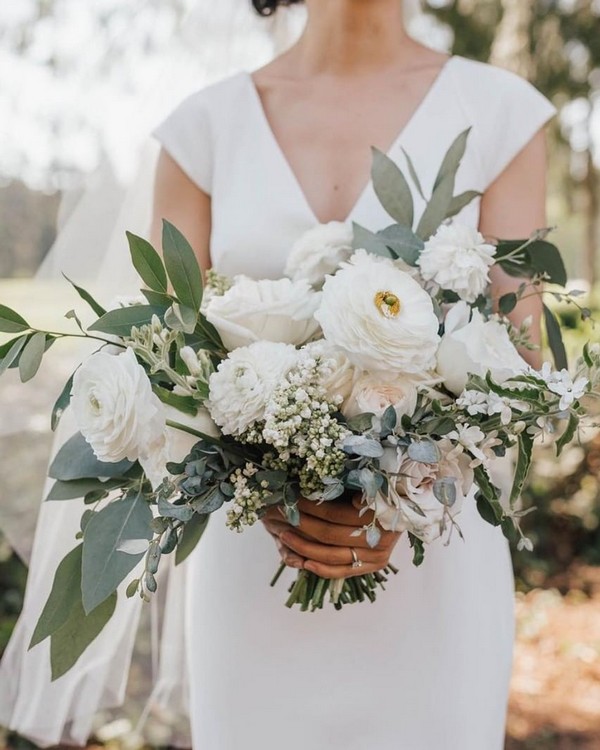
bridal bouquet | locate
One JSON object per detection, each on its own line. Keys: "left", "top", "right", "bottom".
{"left": 1, "top": 129, "right": 597, "bottom": 679}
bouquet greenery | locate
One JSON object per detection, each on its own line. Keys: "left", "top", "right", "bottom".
{"left": 1, "top": 129, "right": 596, "bottom": 680}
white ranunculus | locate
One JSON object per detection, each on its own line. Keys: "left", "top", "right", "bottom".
{"left": 71, "top": 347, "right": 166, "bottom": 466}
{"left": 314, "top": 249, "right": 440, "bottom": 374}
{"left": 205, "top": 276, "right": 320, "bottom": 351}
{"left": 417, "top": 224, "right": 496, "bottom": 303}
{"left": 284, "top": 221, "right": 354, "bottom": 289}
{"left": 342, "top": 372, "right": 419, "bottom": 422}
{"left": 207, "top": 341, "right": 298, "bottom": 436}
{"left": 437, "top": 301, "right": 529, "bottom": 395}
{"left": 373, "top": 441, "right": 472, "bottom": 543}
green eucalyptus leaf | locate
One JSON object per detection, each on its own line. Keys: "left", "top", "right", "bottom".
{"left": 175, "top": 512, "right": 209, "bottom": 565}
{"left": 164, "top": 302, "right": 198, "bottom": 334}
{"left": 157, "top": 495, "right": 194, "bottom": 522}
{"left": 447, "top": 190, "right": 481, "bottom": 218}
{"left": 407, "top": 440, "right": 441, "bottom": 464}
{"left": 378, "top": 224, "right": 424, "bottom": 265}
{"left": 352, "top": 222, "right": 394, "bottom": 258}
{"left": 141, "top": 289, "right": 172, "bottom": 308}
{"left": 0, "top": 335, "right": 27, "bottom": 376}
{"left": 19, "top": 331, "right": 46, "bottom": 382}
{"left": 346, "top": 412, "right": 376, "bottom": 433}
{"left": 0, "top": 304, "right": 29, "bottom": 333}
{"left": 162, "top": 220, "right": 203, "bottom": 311}
{"left": 62, "top": 274, "right": 106, "bottom": 317}
{"left": 81, "top": 489, "right": 153, "bottom": 613}
{"left": 528, "top": 241, "right": 567, "bottom": 287}
{"left": 401, "top": 147, "right": 426, "bottom": 201}
{"left": 191, "top": 486, "right": 226, "bottom": 514}
{"left": 126, "top": 231, "right": 168, "bottom": 293}
{"left": 50, "top": 591, "right": 116, "bottom": 681}
{"left": 49, "top": 432, "right": 134, "bottom": 481}
{"left": 154, "top": 385, "right": 199, "bottom": 416}
{"left": 88, "top": 305, "right": 164, "bottom": 336}
{"left": 29, "top": 544, "right": 83, "bottom": 649}
{"left": 371, "top": 147, "right": 414, "bottom": 227}
{"left": 543, "top": 304, "right": 568, "bottom": 371}
{"left": 433, "top": 127, "right": 471, "bottom": 192}
{"left": 416, "top": 171, "right": 454, "bottom": 240}
{"left": 45, "top": 477, "right": 123, "bottom": 501}
{"left": 433, "top": 477, "right": 457, "bottom": 507}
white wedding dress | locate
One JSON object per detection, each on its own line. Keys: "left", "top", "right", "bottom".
{"left": 150, "top": 55, "right": 556, "bottom": 749}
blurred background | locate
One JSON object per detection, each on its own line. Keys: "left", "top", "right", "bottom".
{"left": 0, "top": 0, "right": 599, "bottom": 748}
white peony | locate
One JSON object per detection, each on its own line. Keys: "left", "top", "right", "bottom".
{"left": 342, "top": 371, "right": 419, "bottom": 422}
{"left": 437, "top": 301, "right": 529, "bottom": 395}
{"left": 207, "top": 340, "right": 298, "bottom": 436}
{"left": 205, "top": 276, "right": 320, "bottom": 351}
{"left": 373, "top": 441, "right": 472, "bottom": 543}
{"left": 314, "top": 250, "right": 440, "bottom": 374}
{"left": 417, "top": 224, "right": 496, "bottom": 303}
{"left": 284, "top": 221, "right": 354, "bottom": 289}
{"left": 71, "top": 346, "right": 166, "bottom": 467}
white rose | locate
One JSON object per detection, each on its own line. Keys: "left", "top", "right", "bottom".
{"left": 302, "top": 340, "right": 356, "bottom": 402}
{"left": 71, "top": 347, "right": 166, "bottom": 466}
{"left": 205, "top": 276, "right": 320, "bottom": 351}
{"left": 284, "top": 221, "right": 354, "bottom": 289}
{"left": 314, "top": 249, "right": 440, "bottom": 374}
{"left": 417, "top": 223, "right": 496, "bottom": 303}
{"left": 374, "top": 442, "right": 471, "bottom": 543}
{"left": 207, "top": 341, "right": 298, "bottom": 436}
{"left": 437, "top": 301, "right": 529, "bottom": 395}
{"left": 141, "top": 405, "right": 220, "bottom": 488}
{"left": 342, "top": 372, "right": 419, "bottom": 422}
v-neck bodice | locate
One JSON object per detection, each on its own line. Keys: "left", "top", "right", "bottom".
{"left": 244, "top": 56, "right": 455, "bottom": 226}
{"left": 153, "top": 55, "right": 556, "bottom": 280}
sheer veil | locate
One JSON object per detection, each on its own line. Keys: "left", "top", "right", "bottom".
{"left": 0, "top": 1, "right": 425, "bottom": 746}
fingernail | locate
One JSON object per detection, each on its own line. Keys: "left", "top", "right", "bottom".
{"left": 287, "top": 557, "right": 302, "bottom": 568}
{"left": 304, "top": 562, "right": 317, "bottom": 573}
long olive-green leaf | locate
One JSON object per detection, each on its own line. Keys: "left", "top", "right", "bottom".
{"left": 433, "top": 127, "right": 471, "bottom": 192}
{"left": 543, "top": 303, "right": 568, "bottom": 371}
{"left": 509, "top": 431, "right": 533, "bottom": 507}
{"left": 62, "top": 274, "right": 106, "bottom": 317}
{"left": 175, "top": 512, "right": 209, "bottom": 565}
{"left": 401, "top": 147, "right": 426, "bottom": 202}
{"left": 46, "top": 477, "right": 123, "bottom": 501}
{"left": 556, "top": 411, "right": 579, "bottom": 456}
{"left": 371, "top": 148, "right": 414, "bottom": 228}
{"left": 29, "top": 544, "right": 83, "bottom": 649}
{"left": 50, "top": 591, "right": 116, "bottom": 681}
{"left": 49, "top": 432, "right": 134, "bottom": 481}
{"left": 51, "top": 369, "right": 77, "bottom": 431}
{"left": 528, "top": 241, "right": 567, "bottom": 287}
{"left": 162, "top": 220, "right": 203, "bottom": 311}
{"left": 0, "top": 335, "right": 27, "bottom": 376}
{"left": 416, "top": 171, "right": 454, "bottom": 240}
{"left": 19, "top": 331, "right": 46, "bottom": 382}
{"left": 0, "top": 304, "right": 29, "bottom": 333}
{"left": 352, "top": 222, "right": 394, "bottom": 258}
{"left": 378, "top": 224, "right": 424, "bottom": 265}
{"left": 88, "top": 304, "right": 164, "bottom": 336}
{"left": 81, "top": 490, "right": 153, "bottom": 613}
{"left": 447, "top": 190, "right": 481, "bottom": 219}
{"left": 126, "top": 231, "right": 168, "bottom": 293}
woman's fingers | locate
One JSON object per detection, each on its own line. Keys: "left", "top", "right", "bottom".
{"left": 297, "top": 496, "right": 374, "bottom": 527}
{"left": 281, "top": 529, "right": 386, "bottom": 566}
{"left": 303, "top": 560, "right": 385, "bottom": 580}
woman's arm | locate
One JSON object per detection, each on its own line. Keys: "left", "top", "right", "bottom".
{"left": 479, "top": 127, "right": 550, "bottom": 369}
{"left": 150, "top": 148, "right": 212, "bottom": 268}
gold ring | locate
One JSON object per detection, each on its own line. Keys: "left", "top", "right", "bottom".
{"left": 350, "top": 548, "right": 363, "bottom": 569}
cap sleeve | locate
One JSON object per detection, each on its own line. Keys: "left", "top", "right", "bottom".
{"left": 461, "top": 62, "right": 557, "bottom": 190}
{"left": 152, "top": 90, "right": 213, "bottom": 195}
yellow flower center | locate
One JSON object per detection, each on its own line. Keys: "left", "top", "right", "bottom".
{"left": 374, "top": 291, "right": 401, "bottom": 318}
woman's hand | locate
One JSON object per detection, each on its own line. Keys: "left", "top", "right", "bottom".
{"left": 262, "top": 496, "right": 401, "bottom": 579}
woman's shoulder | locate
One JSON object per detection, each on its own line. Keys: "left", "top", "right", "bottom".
{"left": 161, "top": 71, "right": 249, "bottom": 122}
{"left": 448, "top": 54, "right": 554, "bottom": 113}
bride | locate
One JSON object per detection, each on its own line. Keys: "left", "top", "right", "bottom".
{"left": 1, "top": 0, "right": 557, "bottom": 748}
{"left": 150, "top": 0, "right": 555, "bottom": 748}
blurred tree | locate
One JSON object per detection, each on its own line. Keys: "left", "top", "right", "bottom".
{"left": 423, "top": 0, "right": 600, "bottom": 285}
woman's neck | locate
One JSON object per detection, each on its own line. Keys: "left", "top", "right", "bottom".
{"left": 292, "top": 0, "right": 411, "bottom": 76}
